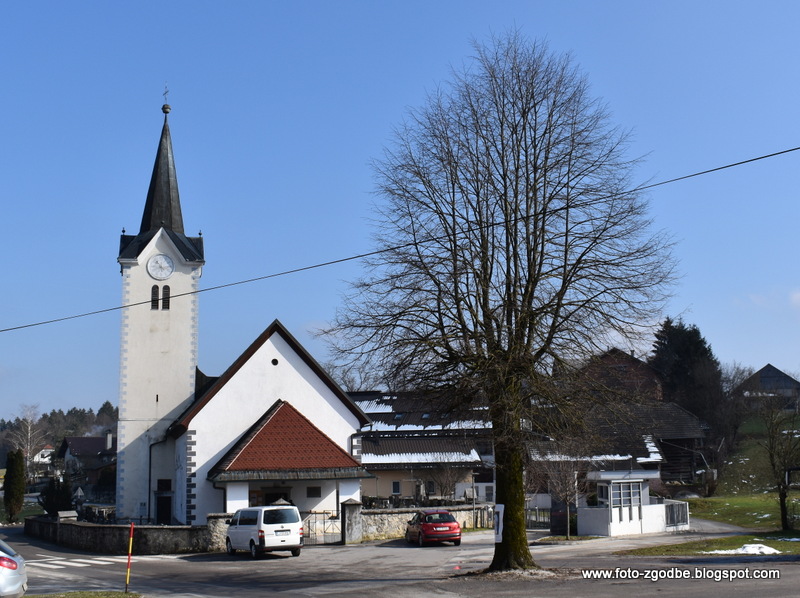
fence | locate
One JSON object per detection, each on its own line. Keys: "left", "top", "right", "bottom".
{"left": 524, "top": 507, "right": 551, "bottom": 529}
{"left": 303, "top": 511, "right": 342, "bottom": 545}
{"left": 664, "top": 499, "right": 689, "bottom": 528}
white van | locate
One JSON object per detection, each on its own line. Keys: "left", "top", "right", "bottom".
{"left": 225, "top": 505, "right": 304, "bottom": 558}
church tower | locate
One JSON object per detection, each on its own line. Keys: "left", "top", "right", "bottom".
{"left": 116, "top": 104, "right": 204, "bottom": 523}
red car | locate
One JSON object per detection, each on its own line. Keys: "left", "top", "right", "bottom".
{"left": 405, "top": 509, "right": 461, "bottom": 546}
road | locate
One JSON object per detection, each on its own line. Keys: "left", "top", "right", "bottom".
{"left": 2, "top": 522, "right": 799, "bottom": 597}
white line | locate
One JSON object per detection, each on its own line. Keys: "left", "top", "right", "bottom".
{"left": 26, "top": 562, "right": 66, "bottom": 569}
{"left": 54, "top": 561, "right": 92, "bottom": 568}
{"left": 94, "top": 557, "right": 138, "bottom": 563}
{"left": 72, "top": 559, "right": 115, "bottom": 565}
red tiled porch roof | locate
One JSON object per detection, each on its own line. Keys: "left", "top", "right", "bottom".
{"left": 209, "top": 400, "right": 369, "bottom": 481}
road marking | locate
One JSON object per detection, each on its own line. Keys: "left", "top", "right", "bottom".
{"left": 94, "top": 557, "right": 136, "bottom": 562}
{"left": 72, "top": 558, "right": 115, "bottom": 565}
{"left": 28, "top": 558, "right": 122, "bottom": 568}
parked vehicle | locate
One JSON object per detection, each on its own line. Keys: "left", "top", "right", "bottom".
{"left": 0, "top": 538, "right": 27, "bottom": 598}
{"left": 404, "top": 509, "right": 461, "bottom": 546}
{"left": 225, "top": 505, "right": 303, "bottom": 558}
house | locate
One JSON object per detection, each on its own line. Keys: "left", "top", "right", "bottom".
{"left": 585, "top": 401, "right": 707, "bottom": 484}
{"left": 30, "top": 444, "right": 57, "bottom": 479}
{"left": 573, "top": 348, "right": 705, "bottom": 483}
{"left": 528, "top": 415, "right": 692, "bottom": 536}
{"left": 359, "top": 431, "right": 484, "bottom": 504}
{"left": 32, "top": 445, "right": 55, "bottom": 466}
{"left": 115, "top": 105, "right": 370, "bottom": 526}
{"left": 578, "top": 470, "right": 690, "bottom": 536}
{"left": 738, "top": 363, "right": 800, "bottom": 411}
{"left": 56, "top": 433, "right": 117, "bottom": 502}
{"left": 525, "top": 349, "right": 703, "bottom": 536}
{"left": 575, "top": 348, "right": 664, "bottom": 402}
{"left": 351, "top": 392, "right": 493, "bottom": 505}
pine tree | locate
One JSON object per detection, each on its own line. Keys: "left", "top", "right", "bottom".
{"left": 3, "top": 449, "right": 25, "bottom": 522}
{"left": 649, "top": 317, "right": 735, "bottom": 449}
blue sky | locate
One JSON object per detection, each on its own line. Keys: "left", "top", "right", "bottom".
{"left": 2, "top": 1, "right": 799, "bottom": 418}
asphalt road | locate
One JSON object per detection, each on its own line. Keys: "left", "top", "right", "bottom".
{"left": 2, "top": 521, "right": 799, "bottom": 597}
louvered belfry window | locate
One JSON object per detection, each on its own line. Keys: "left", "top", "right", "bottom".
{"left": 151, "top": 285, "right": 171, "bottom": 310}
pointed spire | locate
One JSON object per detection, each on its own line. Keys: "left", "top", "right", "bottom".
{"left": 139, "top": 104, "right": 184, "bottom": 234}
{"left": 119, "top": 104, "right": 204, "bottom": 264}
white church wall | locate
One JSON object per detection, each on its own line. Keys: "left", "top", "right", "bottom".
{"left": 117, "top": 230, "right": 201, "bottom": 523}
{"left": 174, "top": 435, "right": 188, "bottom": 523}
{"left": 185, "top": 329, "right": 362, "bottom": 525}
{"left": 225, "top": 483, "right": 250, "bottom": 513}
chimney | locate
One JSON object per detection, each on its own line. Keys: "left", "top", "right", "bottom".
{"left": 105, "top": 430, "right": 113, "bottom": 451}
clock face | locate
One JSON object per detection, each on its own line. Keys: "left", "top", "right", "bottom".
{"left": 147, "top": 254, "right": 175, "bottom": 280}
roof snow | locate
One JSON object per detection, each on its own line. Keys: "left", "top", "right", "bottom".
{"left": 361, "top": 449, "right": 481, "bottom": 465}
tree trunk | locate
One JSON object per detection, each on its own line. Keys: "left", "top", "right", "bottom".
{"left": 489, "top": 434, "right": 537, "bottom": 570}
{"left": 565, "top": 503, "right": 572, "bottom": 541}
{"left": 779, "top": 487, "right": 790, "bottom": 531}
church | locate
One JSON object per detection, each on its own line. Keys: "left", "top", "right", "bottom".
{"left": 115, "top": 105, "right": 370, "bottom": 525}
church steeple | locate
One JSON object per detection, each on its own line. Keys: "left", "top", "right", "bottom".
{"left": 118, "top": 105, "right": 204, "bottom": 264}
{"left": 139, "top": 104, "right": 184, "bottom": 234}
{"left": 116, "top": 102, "right": 205, "bottom": 524}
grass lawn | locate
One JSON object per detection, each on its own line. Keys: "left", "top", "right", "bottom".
{"left": 619, "top": 530, "right": 800, "bottom": 556}
{"left": 0, "top": 499, "right": 44, "bottom": 523}
{"left": 536, "top": 535, "right": 601, "bottom": 542}
{"left": 685, "top": 493, "right": 800, "bottom": 528}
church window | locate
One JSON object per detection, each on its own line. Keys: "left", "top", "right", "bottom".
{"left": 151, "top": 285, "right": 171, "bottom": 310}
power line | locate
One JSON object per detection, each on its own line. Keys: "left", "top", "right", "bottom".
{"left": 637, "top": 145, "right": 800, "bottom": 191}
{"left": 2, "top": 145, "right": 799, "bottom": 335}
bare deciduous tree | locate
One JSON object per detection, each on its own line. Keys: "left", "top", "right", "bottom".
{"left": 324, "top": 360, "right": 386, "bottom": 393}
{"left": 757, "top": 396, "right": 800, "bottom": 530}
{"left": 424, "top": 451, "right": 477, "bottom": 501}
{"left": 8, "top": 404, "right": 46, "bottom": 481}
{"left": 325, "top": 32, "right": 674, "bottom": 570}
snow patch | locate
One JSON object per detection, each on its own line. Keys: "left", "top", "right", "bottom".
{"left": 703, "top": 544, "right": 781, "bottom": 555}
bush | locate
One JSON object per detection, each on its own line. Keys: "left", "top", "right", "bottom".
{"left": 38, "top": 477, "right": 73, "bottom": 516}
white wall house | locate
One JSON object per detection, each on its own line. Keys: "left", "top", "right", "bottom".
{"left": 577, "top": 469, "right": 690, "bottom": 536}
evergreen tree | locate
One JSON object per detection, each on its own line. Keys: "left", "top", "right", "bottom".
{"left": 38, "top": 476, "right": 73, "bottom": 517}
{"left": 649, "top": 317, "right": 728, "bottom": 438}
{"left": 3, "top": 449, "right": 25, "bottom": 522}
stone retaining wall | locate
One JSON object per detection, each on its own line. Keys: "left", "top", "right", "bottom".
{"left": 25, "top": 506, "right": 492, "bottom": 553}
{"left": 360, "top": 505, "right": 492, "bottom": 542}
{"left": 24, "top": 513, "right": 231, "bottom": 555}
